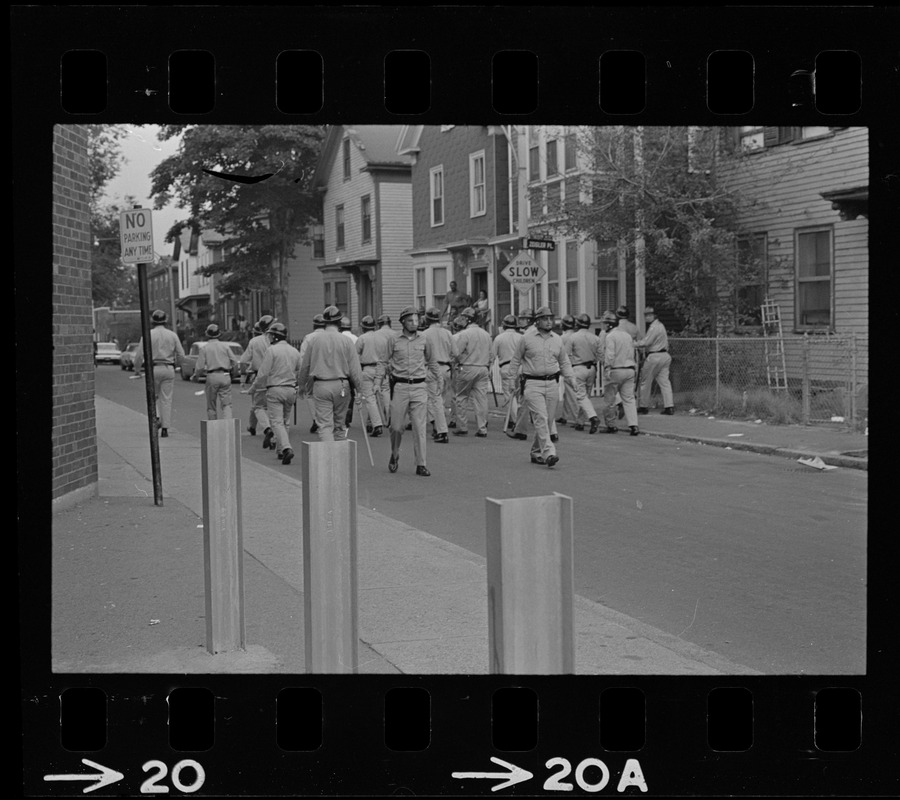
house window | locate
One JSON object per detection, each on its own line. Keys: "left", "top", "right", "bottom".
{"left": 736, "top": 233, "right": 767, "bottom": 326}
{"left": 415, "top": 268, "right": 426, "bottom": 310}
{"left": 546, "top": 139, "right": 558, "bottom": 177}
{"left": 432, "top": 267, "right": 447, "bottom": 309}
{"left": 312, "top": 225, "right": 325, "bottom": 258}
{"left": 546, "top": 182, "right": 561, "bottom": 213}
{"left": 800, "top": 126, "right": 831, "bottom": 140}
{"left": 739, "top": 126, "right": 764, "bottom": 151}
{"left": 470, "top": 151, "right": 486, "bottom": 217}
{"left": 529, "top": 145, "right": 540, "bottom": 181}
{"left": 361, "top": 195, "right": 372, "bottom": 243}
{"left": 547, "top": 248, "right": 559, "bottom": 315}
{"left": 595, "top": 240, "right": 618, "bottom": 314}
{"left": 324, "top": 279, "right": 349, "bottom": 312}
{"left": 342, "top": 138, "right": 351, "bottom": 180}
{"left": 796, "top": 227, "right": 832, "bottom": 328}
{"left": 565, "top": 240, "right": 579, "bottom": 315}
{"left": 335, "top": 205, "right": 345, "bottom": 249}
{"left": 430, "top": 166, "right": 444, "bottom": 226}
{"left": 564, "top": 132, "right": 577, "bottom": 171}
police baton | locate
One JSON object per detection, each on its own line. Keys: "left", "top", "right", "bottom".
{"left": 357, "top": 396, "right": 375, "bottom": 467}
{"left": 489, "top": 371, "right": 498, "bottom": 407}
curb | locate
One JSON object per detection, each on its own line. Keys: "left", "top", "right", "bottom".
{"left": 640, "top": 430, "right": 868, "bottom": 471}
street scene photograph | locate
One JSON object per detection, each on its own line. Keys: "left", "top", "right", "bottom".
{"left": 50, "top": 122, "right": 868, "bottom": 677}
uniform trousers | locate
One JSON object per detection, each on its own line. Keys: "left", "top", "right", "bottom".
{"left": 454, "top": 366, "right": 489, "bottom": 434}
{"left": 513, "top": 385, "right": 557, "bottom": 436}
{"left": 312, "top": 379, "right": 352, "bottom": 441}
{"left": 249, "top": 384, "right": 270, "bottom": 431}
{"left": 359, "top": 366, "right": 384, "bottom": 429}
{"left": 572, "top": 364, "right": 598, "bottom": 424}
{"left": 204, "top": 372, "right": 234, "bottom": 419}
{"left": 427, "top": 364, "right": 450, "bottom": 434}
{"left": 265, "top": 386, "right": 297, "bottom": 454}
{"left": 523, "top": 377, "right": 560, "bottom": 459}
{"left": 602, "top": 368, "right": 638, "bottom": 427}
{"left": 639, "top": 352, "right": 673, "bottom": 408}
{"left": 151, "top": 365, "right": 176, "bottom": 429}
{"left": 389, "top": 381, "right": 428, "bottom": 467}
{"left": 499, "top": 364, "right": 519, "bottom": 425}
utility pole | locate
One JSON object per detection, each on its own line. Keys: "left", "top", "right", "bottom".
{"left": 633, "top": 126, "right": 646, "bottom": 335}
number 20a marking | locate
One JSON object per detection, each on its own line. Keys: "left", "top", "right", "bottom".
{"left": 141, "top": 760, "right": 206, "bottom": 793}
{"left": 544, "top": 757, "right": 647, "bottom": 793}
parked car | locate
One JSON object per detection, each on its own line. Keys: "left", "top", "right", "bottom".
{"left": 119, "top": 342, "right": 140, "bottom": 371}
{"left": 94, "top": 342, "right": 122, "bottom": 366}
{"left": 180, "top": 341, "right": 244, "bottom": 382}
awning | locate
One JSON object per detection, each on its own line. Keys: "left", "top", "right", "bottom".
{"left": 820, "top": 186, "right": 868, "bottom": 221}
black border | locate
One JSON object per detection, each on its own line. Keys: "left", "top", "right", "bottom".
{"left": 17, "top": 5, "right": 897, "bottom": 796}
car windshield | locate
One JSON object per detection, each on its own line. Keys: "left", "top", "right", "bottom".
{"left": 97, "top": 344, "right": 118, "bottom": 352}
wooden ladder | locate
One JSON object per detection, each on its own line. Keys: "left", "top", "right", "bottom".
{"left": 761, "top": 298, "right": 788, "bottom": 391}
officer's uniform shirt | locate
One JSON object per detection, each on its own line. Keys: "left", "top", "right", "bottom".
{"left": 356, "top": 329, "right": 388, "bottom": 366}
{"left": 452, "top": 324, "right": 493, "bottom": 368}
{"left": 509, "top": 326, "right": 576, "bottom": 381}
{"left": 568, "top": 328, "right": 603, "bottom": 366}
{"left": 196, "top": 338, "right": 239, "bottom": 372}
{"left": 491, "top": 328, "right": 520, "bottom": 368}
{"left": 133, "top": 325, "right": 184, "bottom": 371}
{"left": 252, "top": 340, "right": 303, "bottom": 391}
{"left": 604, "top": 327, "right": 637, "bottom": 370}
{"left": 638, "top": 319, "right": 669, "bottom": 353}
{"left": 424, "top": 323, "right": 453, "bottom": 366}
{"left": 388, "top": 328, "right": 438, "bottom": 380}
{"left": 342, "top": 329, "right": 358, "bottom": 344}
{"left": 240, "top": 333, "right": 270, "bottom": 374}
{"left": 618, "top": 318, "right": 642, "bottom": 340}
{"left": 298, "top": 327, "right": 363, "bottom": 392}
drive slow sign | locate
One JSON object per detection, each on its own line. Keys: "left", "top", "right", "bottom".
{"left": 119, "top": 209, "right": 155, "bottom": 264}
{"left": 501, "top": 252, "right": 547, "bottom": 293}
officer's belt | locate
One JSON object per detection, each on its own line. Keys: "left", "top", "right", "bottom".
{"left": 574, "top": 361, "right": 596, "bottom": 368}
{"left": 207, "top": 368, "right": 228, "bottom": 373}
{"left": 392, "top": 377, "right": 425, "bottom": 384}
{"left": 313, "top": 376, "right": 348, "bottom": 381}
{"left": 522, "top": 372, "right": 560, "bottom": 381}
{"left": 361, "top": 363, "right": 377, "bottom": 367}
{"left": 499, "top": 360, "right": 510, "bottom": 368}
{"left": 458, "top": 363, "right": 488, "bottom": 368}
{"left": 609, "top": 365, "right": 635, "bottom": 370}
{"left": 438, "top": 361, "right": 451, "bottom": 366}
{"left": 267, "top": 383, "right": 297, "bottom": 388}
{"left": 648, "top": 349, "right": 668, "bottom": 354}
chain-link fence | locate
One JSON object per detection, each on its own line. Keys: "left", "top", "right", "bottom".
{"left": 646, "top": 334, "right": 868, "bottom": 430}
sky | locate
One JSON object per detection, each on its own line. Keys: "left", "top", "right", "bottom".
{"left": 101, "top": 124, "right": 183, "bottom": 259}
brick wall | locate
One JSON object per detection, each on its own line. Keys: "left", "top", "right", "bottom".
{"left": 52, "top": 124, "right": 97, "bottom": 506}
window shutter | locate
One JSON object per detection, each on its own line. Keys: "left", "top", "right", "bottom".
{"left": 777, "top": 127, "right": 794, "bottom": 144}
{"left": 723, "top": 127, "right": 738, "bottom": 153}
{"left": 763, "top": 127, "right": 779, "bottom": 148}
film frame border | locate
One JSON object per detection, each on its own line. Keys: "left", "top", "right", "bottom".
{"left": 16, "top": 4, "right": 896, "bottom": 797}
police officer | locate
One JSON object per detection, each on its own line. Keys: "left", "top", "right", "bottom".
{"left": 423, "top": 306, "right": 452, "bottom": 443}
{"left": 557, "top": 314, "right": 578, "bottom": 426}
{"left": 298, "top": 306, "right": 364, "bottom": 442}
{"left": 299, "top": 313, "right": 326, "bottom": 433}
{"left": 616, "top": 305, "right": 642, "bottom": 340}
{"left": 446, "top": 313, "right": 467, "bottom": 429}
{"left": 132, "top": 309, "right": 185, "bottom": 438}
{"left": 568, "top": 313, "right": 602, "bottom": 433}
{"left": 599, "top": 310, "right": 640, "bottom": 435}
{"left": 191, "top": 323, "right": 240, "bottom": 419}
{"left": 386, "top": 307, "right": 439, "bottom": 476}
{"left": 507, "top": 307, "right": 535, "bottom": 441}
{"left": 636, "top": 305, "right": 674, "bottom": 415}
{"left": 451, "top": 306, "right": 493, "bottom": 437}
{"left": 249, "top": 322, "right": 302, "bottom": 464}
{"left": 240, "top": 314, "right": 275, "bottom": 443}
{"left": 508, "top": 306, "right": 578, "bottom": 467}
{"left": 491, "top": 314, "right": 522, "bottom": 432}
{"left": 375, "top": 313, "right": 395, "bottom": 426}
{"left": 355, "top": 315, "right": 386, "bottom": 436}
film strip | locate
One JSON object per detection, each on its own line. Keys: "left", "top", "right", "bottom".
{"left": 16, "top": 5, "right": 895, "bottom": 797}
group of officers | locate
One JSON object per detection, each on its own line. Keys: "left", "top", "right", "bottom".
{"left": 228, "top": 300, "right": 674, "bottom": 475}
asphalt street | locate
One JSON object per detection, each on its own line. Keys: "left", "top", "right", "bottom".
{"left": 97, "top": 366, "right": 867, "bottom": 674}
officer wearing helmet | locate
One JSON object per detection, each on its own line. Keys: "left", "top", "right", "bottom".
{"left": 299, "top": 313, "right": 327, "bottom": 433}
{"left": 192, "top": 323, "right": 240, "bottom": 420}
{"left": 557, "top": 314, "right": 578, "bottom": 427}
{"left": 239, "top": 315, "right": 275, "bottom": 442}
{"left": 374, "top": 314, "right": 395, "bottom": 426}
{"left": 385, "top": 306, "right": 439, "bottom": 476}
{"left": 422, "top": 307, "right": 452, "bottom": 443}
{"left": 599, "top": 310, "right": 639, "bottom": 435}
{"left": 298, "top": 306, "right": 364, "bottom": 443}
{"left": 249, "top": 321, "right": 303, "bottom": 464}
{"left": 636, "top": 305, "right": 674, "bottom": 415}
{"left": 507, "top": 306, "right": 578, "bottom": 467}
{"left": 338, "top": 316, "right": 359, "bottom": 428}
{"left": 132, "top": 309, "right": 185, "bottom": 438}
{"left": 355, "top": 315, "right": 387, "bottom": 436}
{"left": 508, "top": 307, "right": 535, "bottom": 440}
{"left": 450, "top": 305, "right": 494, "bottom": 437}
{"left": 491, "top": 314, "right": 522, "bottom": 431}
{"left": 566, "top": 313, "right": 603, "bottom": 433}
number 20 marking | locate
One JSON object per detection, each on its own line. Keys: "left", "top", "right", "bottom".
{"left": 544, "top": 758, "right": 611, "bottom": 792}
{"left": 141, "top": 760, "right": 206, "bottom": 794}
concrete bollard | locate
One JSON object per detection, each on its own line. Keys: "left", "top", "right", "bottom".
{"left": 200, "top": 418, "right": 246, "bottom": 654}
{"left": 301, "top": 440, "right": 359, "bottom": 674}
{"left": 486, "top": 492, "right": 575, "bottom": 674}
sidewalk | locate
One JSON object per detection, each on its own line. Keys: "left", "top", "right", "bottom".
{"left": 50, "top": 396, "right": 867, "bottom": 676}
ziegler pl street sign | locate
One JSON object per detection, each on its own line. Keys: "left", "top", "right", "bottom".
{"left": 523, "top": 237, "right": 556, "bottom": 251}
{"left": 120, "top": 209, "right": 155, "bottom": 264}
{"left": 501, "top": 252, "right": 546, "bottom": 293}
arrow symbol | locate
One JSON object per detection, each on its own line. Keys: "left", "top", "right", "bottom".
{"left": 452, "top": 756, "right": 533, "bottom": 791}
{"left": 44, "top": 759, "right": 124, "bottom": 793}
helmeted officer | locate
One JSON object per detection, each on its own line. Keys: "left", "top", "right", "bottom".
{"left": 299, "top": 313, "right": 326, "bottom": 433}
{"left": 616, "top": 305, "right": 642, "bottom": 340}
{"left": 599, "top": 310, "right": 639, "bottom": 435}
{"left": 192, "top": 323, "right": 240, "bottom": 420}
{"left": 132, "top": 309, "right": 185, "bottom": 438}
{"left": 636, "top": 305, "right": 674, "bottom": 415}
{"left": 423, "top": 306, "right": 453, "bottom": 443}
{"left": 249, "top": 321, "right": 303, "bottom": 464}
{"left": 450, "top": 306, "right": 493, "bottom": 437}
{"left": 298, "top": 306, "right": 363, "bottom": 442}
{"left": 239, "top": 314, "right": 275, "bottom": 443}
{"left": 355, "top": 315, "right": 386, "bottom": 436}
{"left": 567, "top": 313, "right": 602, "bottom": 433}
{"left": 558, "top": 314, "right": 578, "bottom": 426}
{"left": 491, "top": 314, "right": 522, "bottom": 432}
{"left": 508, "top": 308, "right": 536, "bottom": 440}
{"left": 386, "top": 306, "right": 439, "bottom": 476}
{"left": 375, "top": 313, "right": 395, "bottom": 426}
{"left": 508, "top": 306, "right": 578, "bottom": 467}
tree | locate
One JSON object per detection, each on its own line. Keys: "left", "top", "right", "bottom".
{"left": 536, "top": 126, "right": 765, "bottom": 333}
{"left": 149, "top": 125, "right": 326, "bottom": 322}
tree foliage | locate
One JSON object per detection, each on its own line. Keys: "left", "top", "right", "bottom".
{"left": 534, "top": 126, "right": 765, "bottom": 333}
{"left": 149, "top": 125, "right": 326, "bottom": 318}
